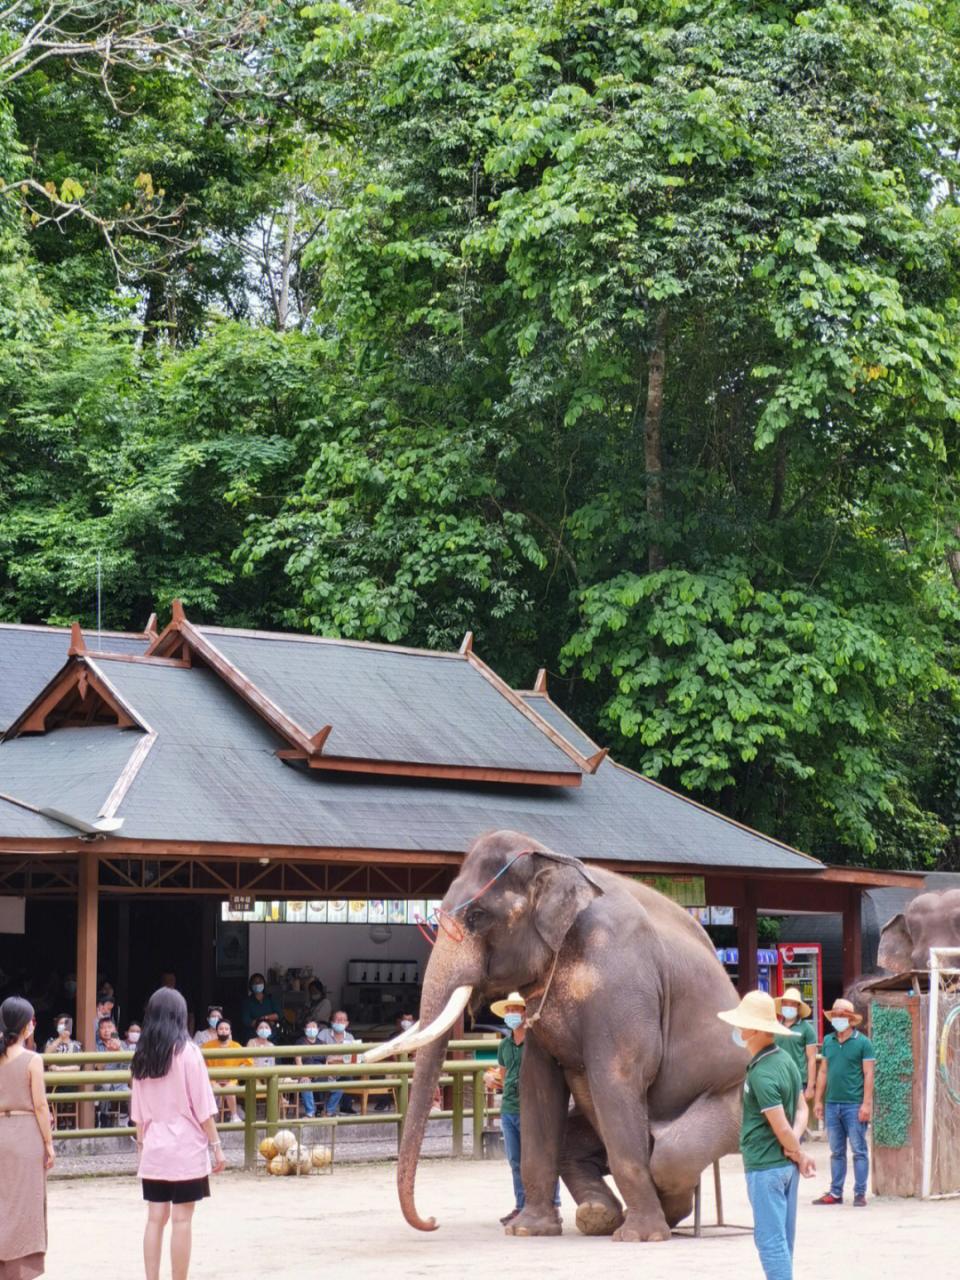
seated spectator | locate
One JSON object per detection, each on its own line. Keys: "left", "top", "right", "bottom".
{"left": 246, "top": 1019, "right": 276, "bottom": 1065}
{"left": 241, "top": 973, "right": 282, "bottom": 1041}
{"left": 123, "top": 1022, "right": 141, "bottom": 1050}
{"left": 95, "top": 1017, "right": 128, "bottom": 1128}
{"left": 317, "top": 1012, "right": 357, "bottom": 1116}
{"left": 94, "top": 996, "right": 115, "bottom": 1049}
{"left": 295, "top": 1017, "right": 322, "bottom": 1118}
{"left": 304, "top": 980, "right": 332, "bottom": 1028}
{"left": 44, "top": 1014, "right": 83, "bottom": 1066}
{"left": 396, "top": 1011, "right": 415, "bottom": 1034}
{"left": 194, "top": 1005, "right": 224, "bottom": 1047}
{"left": 203, "top": 1018, "right": 250, "bottom": 1119}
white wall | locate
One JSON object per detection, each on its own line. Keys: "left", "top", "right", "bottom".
{"left": 246, "top": 922, "right": 433, "bottom": 1008}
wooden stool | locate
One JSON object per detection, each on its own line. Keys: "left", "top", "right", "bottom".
{"left": 52, "top": 1099, "right": 79, "bottom": 1131}
{"left": 359, "top": 1087, "right": 397, "bottom": 1116}
{"left": 280, "top": 1088, "right": 301, "bottom": 1120}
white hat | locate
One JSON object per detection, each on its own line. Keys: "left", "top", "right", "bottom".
{"left": 717, "top": 990, "right": 797, "bottom": 1036}
{"left": 775, "top": 987, "right": 812, "bottom": 1020}
{"left": 490, "top": 992, "right": 526, "bottom": 1018}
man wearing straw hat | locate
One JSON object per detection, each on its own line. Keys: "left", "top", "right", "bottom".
{"left": 718, "top": 990, "right": 815, "bottom": 1280}
{"left": 812, "top": 997, "right": 875, "bottom": 1207}
{"left": 774, "top": 988, "right": 818, "bottom": 1107}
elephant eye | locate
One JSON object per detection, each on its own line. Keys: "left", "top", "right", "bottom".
{"left": 464, "top": 907, "right": 491, "bottom": 932}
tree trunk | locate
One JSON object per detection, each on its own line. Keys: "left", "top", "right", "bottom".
{"left": 947, "top": 524, "right": 960, "bottom": 591}
{"left": 276, "top": 203, "right": 296, "bottom": 331}
{"left": 768, "top": 432, "right": 788, "bottom": 520}
{"left": 643, "top": 310, "right": 667, "bottom": 572}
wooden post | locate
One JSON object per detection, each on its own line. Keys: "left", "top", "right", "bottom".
{"left": 737, "top": 884, "right": 758, "bottom": 995}
{"left": 76, "top": 851, "right": 99, "bottom": 1130}
{"left": 842, "top": 886, "right": 863, "bottom": 992}
{"left": 116, "top": 900, "right": 130, "bottom": 1021}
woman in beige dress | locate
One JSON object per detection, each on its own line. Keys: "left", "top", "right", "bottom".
{"left": 0, "top": 997, "right": 54, "bottom": 1280}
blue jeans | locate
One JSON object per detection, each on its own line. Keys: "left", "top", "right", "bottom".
{"left": 501, "top": 1112, "right": 525, "bottom": 1210}
{"left": 302, "top": 1089, "right": 316, "bottom": 1118}
{"left": 324, "top": 1088, "right": 343, "bottom": 1116}
{"left": 826, "top": 1101, "right": 869, "bottom": 1198}
{"left": 745, "top": 1163, "right": 799, "bottom": 1280}
{"left": 500, "top": 1111, "right": 561, "bottom": 1212}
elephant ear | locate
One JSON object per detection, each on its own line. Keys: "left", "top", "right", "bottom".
{"left": 877, "top": 913, "right": 913, "bottom": 974}
{"left": 531, "top": 859, "right": 602, "bottom": 954}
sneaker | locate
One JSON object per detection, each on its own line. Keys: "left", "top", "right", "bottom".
{"left": 813, "top": 1193, "right": 843, "bottom": 1205}
{"left": 499, "top": 1209, "right": 521, "bottom": 1226}
{"left": 853, "top": 1194, "right": 867, "bottom": 1207}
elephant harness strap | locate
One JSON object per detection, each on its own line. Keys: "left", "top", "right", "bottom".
{"left": 522, "top": 947, "right": 562, "bottom": 1029}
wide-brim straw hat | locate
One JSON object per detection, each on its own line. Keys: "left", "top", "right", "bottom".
{"left": 823, "top": 998, "right": 863, "bottom": 1027}
{"left": 775, "top": 987, "right": 812, "bottom": 1020}
{"left": 717, "top": 990, "right": 797, "bottom": 1036}
{"left": 491, "top": 992, "right": 526, "bottom": 1018}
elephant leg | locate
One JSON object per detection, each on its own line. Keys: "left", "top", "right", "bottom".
{"left": 649, "top": 1085, "right": 741, "bottom": 1227}
{"left": 560, "top": 1110, "right": 624, "bottom": 1237}
{"left": 583, "top": 1064, "right": 671, "bottom": 1243}
{"left": 505, "top": 1032, "right": 567, "bottom": 1238}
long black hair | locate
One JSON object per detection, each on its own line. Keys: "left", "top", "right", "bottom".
{"left": 0, "top": 996, "right": 34, "bottom": 1060}
{"left": 131, "top": 987, "right": 189, "bottom": 1079}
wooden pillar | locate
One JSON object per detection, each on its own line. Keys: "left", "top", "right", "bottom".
{"left": 76, "top": 851, "right": 99, "bottom": 1130}
{"left": 116, "top": 901, "right": 130, "bottom": 1024}
{"left": 201, "top": 899, "right": 218, "bottom": 1015}
{"left": 737, "top": 883, "right": 758, "bottom": 995}
{"left": 842, "top": 886, "right": 863, "bottom": 992}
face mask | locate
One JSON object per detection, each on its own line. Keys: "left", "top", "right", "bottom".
{"left": 731, "top": 1028, "right": 748, "bottom": 1049}
{"left": 65, "top": 980, "right": 77, "bottom": 995}
{"left": 217, "top": 1033, "right": 230, "bottom": 1042}
{"left": 57, "top": 1023, "right": 69, "bottom": 1035}
{"left": 252, "top": 983, "right": 265, "bottom": 994}
{"left": 781, "top": 1007, "right": 798, "bottom": 1022}
{"left": 332, "top": 1023, "right": 347, "bottom": 1034}
{"left": 127, "top": 1031, "right": 140, "bottom": 1044}
{"left": 258, "top": 1026, "right": 271, "bottom": 1039}
{"left": 305, "top": 1027, "right": 319, "bottom": 1040}
{"left": 831, "top": 1017, "right": 850, "bottom": 1033}
{"left": 400, "top": 1019, "right": 413, "bottom": 1031}
{"left": 504, "top": 1013, "right": 523, "bottom": 1030}
{"left": 208, "top": 1016, "right": 220, "bottom": 1029}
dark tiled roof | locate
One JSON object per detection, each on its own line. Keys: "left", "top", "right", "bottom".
{"left": 0, "top": 624, "right": 148, "bottom": 731}
{"left": 195, "top": 628, "right": 584, "bottom": 775}
{"left": 0, "top": 792, "right": 78, "bottom": 838}
{"left": 519, "top": 691, "right": 601, "bottom": 757}
{"left": 0, "top": 619, "right": 829, "bottom": 870}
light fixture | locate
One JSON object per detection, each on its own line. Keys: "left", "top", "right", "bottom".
{"left": 369, "top": 924, "right": 392, "bottom": 945}
{"left": 258, "top": 857, "right": 270, "bottom": 867}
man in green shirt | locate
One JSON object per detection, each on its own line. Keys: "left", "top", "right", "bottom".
{"left": 813, "top": 998, "right": 875, "bottom": 1207}
{"left": 775, "top": 988, "right": 818, "bottom": 1106}
{"left": 491, "top": 992, "right": 528, "bottom": 1226}
{"left": 719, "top": 990, "right": 815, "bottom": 1280}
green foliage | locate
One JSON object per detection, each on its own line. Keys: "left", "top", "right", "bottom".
{"left": 2, "top": 0, "right": 960, "bottom": 867}
{"left": 871, "top": 1004, "right": 914, "bottom": 1148}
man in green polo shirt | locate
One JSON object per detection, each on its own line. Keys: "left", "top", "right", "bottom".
{"left": 719, "top": 990, "right": 815, "bottom": 1280}
{"left": 775, "top": 987, "right": 818, "bottom": 1108}
{"left": 491, "top": 992, "right": 527, "bottom": 1226}
{"left": 813, "top": 997, "right": 875, "bottom": 1207}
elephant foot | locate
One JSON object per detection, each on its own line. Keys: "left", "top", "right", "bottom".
{"left": 505, "top": 1206, "right": 563, "bottom": 1237}
{"left": 575, "top": 1199, "right": 624, "bottom": 1237}
{"left": 611, "top": 1208, "right": 671, "bottom": 1243}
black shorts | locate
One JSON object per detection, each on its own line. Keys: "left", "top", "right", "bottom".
{"left": 142, "top": 1176, "right": 210, "bottom": 1204}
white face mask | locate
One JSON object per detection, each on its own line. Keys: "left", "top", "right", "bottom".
{"left": 831, "top": 1017, "right": 850, "bottom": 1033}
{"left": 400, "top": 1019, "right": 413, "bottom": 1031}
{"left": 258, "top": 1026, "right": 271, "bottom": 1039}
{"left": 208, "top": 1016, "right": 220, "bottom": 1029}
{"left": 332, "top": 1022, "right": 347, "bottom": 1034}
{"left": 127, "top": 1031, "right": 140, "bottom": 1044}
{"left": 781, "top": 1006, "right": 798, "bottom": 1021}
{"left": 57, "top": 1023, "right": 69, "bottom": 1035}
{"left": 305, "top": 1027, "right": 319, "bottom": 1040}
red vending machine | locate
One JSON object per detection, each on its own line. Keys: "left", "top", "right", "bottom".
{"left": 776, "top": 943, "right": 824, "bottom": 1042}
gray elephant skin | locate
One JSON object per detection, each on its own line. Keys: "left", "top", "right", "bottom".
{"left": 388, "top": 830, "right": 746, "bottom": 1242}
{"left": 846, "top": 888, "right": 960, "bottom": 1019}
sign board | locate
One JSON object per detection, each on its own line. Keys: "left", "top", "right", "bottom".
{"left": 633, "top": 875, "right": 705, "bottom": 907}
{"left": 229, "top": 894, "right": 255, "bottom": 914}
{"left": 0, "top": 897, "right": 26, "bottom": 934}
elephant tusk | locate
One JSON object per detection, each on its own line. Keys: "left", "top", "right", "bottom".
{"left": 365, "top": 985, "right": 472, "bottom": 1061}
{"left": 360, "top": 1019, "right": 422, "bottom": 1063}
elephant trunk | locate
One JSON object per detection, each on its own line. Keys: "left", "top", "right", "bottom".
{"left": 396, "top": 932, "right": 481, "bottom": 1231}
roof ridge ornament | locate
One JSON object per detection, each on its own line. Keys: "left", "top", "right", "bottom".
{"left": 533, "top": 668, "right": 548, "bottom": 693}
{"left": 68, "top": 622, "right": 87, "bottom": 656}
{"left": 459, "top": 631, "right": 474, "bottom": 655}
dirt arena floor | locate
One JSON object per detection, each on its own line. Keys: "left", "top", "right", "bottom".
{"left": 47, "top": 1153, "right": 954, "bottom": 1279}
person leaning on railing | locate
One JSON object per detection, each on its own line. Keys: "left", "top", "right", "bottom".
{"left": 0, "top": 995, "right": 55, "bottom": 1279}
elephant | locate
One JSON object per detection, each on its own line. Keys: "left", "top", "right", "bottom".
{"left": 365, "top": 829, "right": 746, "bottom": 1242}
{"left": 845, "top": 888, "right": 960, "bottom": 1021}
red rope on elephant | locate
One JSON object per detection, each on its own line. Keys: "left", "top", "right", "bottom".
{"left": 415, "top": 849, "right": 537, "bottom": 945}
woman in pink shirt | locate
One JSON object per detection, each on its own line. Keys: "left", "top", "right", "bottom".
{"left": 131, "top": 988, "right": 225, "bottom": 1280}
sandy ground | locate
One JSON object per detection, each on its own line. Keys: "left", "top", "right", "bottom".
{"left": 45, "top": 1152, "right": 955, "bottom": 1280}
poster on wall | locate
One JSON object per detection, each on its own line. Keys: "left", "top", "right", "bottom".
{"left": 216, "top": 921, "right": 249, "bottom": 978}
{"left": 328, "top": 899, "right": 348, "bottom": 924}
{"left": 388, "top": 900, "right": 407, "bottom": 925}
{"left": 368, "top": 899, "right": 386, "bottom": 922}
{"left": 307, "top": 901, "right": 327, "bottom": 923}
{"left": 286, "top": 900, "right": 307, "bottom": 923}
{"left": 406, "top": 900, "right": 427, "bottom": 926}
{"left": 348, "top": 899, "right": 368, "bottom": 924}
